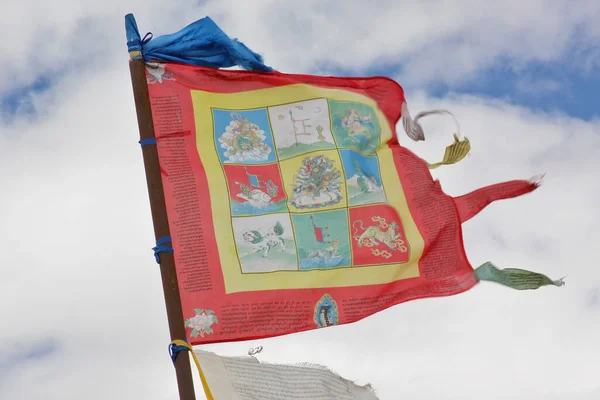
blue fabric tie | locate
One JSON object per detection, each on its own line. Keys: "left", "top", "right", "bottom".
{"left": 152, "top": 236, "right": 174, "bottom": 263}
{"left": 139, "top": 138, "right": 157, "bottom": 147}
{"left": 169, "top": 341, "right": 189, "bottom": 364}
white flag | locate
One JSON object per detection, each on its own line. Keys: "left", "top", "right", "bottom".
{"left": 194, "top": 349, "right": 379, "bottom": 400}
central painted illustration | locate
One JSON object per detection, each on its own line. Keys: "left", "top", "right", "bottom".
{"left": 212, "top": 98, "right": 410, "bottom": 273}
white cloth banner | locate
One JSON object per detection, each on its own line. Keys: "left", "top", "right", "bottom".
{"left": 194, "top": 349, "right": 380, "bottom": 400}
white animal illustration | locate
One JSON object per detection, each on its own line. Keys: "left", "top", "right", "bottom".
{"left": 240, "top": 221, "right": 286, "bottom": 258}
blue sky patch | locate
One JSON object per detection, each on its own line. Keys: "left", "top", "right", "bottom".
{"left": 313, "top": 59, "right": 599, "bottom": 121}
{"left": 428, "top": 61, "right": 600, "bottom": 120}
{"left": 0, "top": 337, "right": 61, "bottom": 373}
{"left": 0, "top": 75, "right": 54, "bottom": 118}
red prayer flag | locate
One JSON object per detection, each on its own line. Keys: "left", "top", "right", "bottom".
{"left": 144, "top": 62, "right": 543, "bottom": 344}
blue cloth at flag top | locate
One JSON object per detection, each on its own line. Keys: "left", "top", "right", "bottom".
{"left": 125, "top": 13, "right": 273, "bottom": 72}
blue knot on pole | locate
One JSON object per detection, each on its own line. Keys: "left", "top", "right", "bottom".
{"left": 139, "top": 138, "right": 157, "bottom": 147}
{"left": 169, "top": 341, "right": 190, "bottom": 364}
{"left": 152, "top": 236, "right": 174, "bottom": 263}
{"left": 127, "top": 32, "right": 154, "bottom": 51}
{"left": 125, "top": 13, "right": 153, "bottom": 59}
{"left": 128, "top": 32, "right": 152, "bottom": 51}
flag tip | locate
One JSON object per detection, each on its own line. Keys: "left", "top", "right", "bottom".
{"left": 529, "top": 173, "right": 546, "bottom": 187}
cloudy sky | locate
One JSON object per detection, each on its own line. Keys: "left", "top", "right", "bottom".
{"left": 1, "top": 1, "right": 599, "bottom": 399}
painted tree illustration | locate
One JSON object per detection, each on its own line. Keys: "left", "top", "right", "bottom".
{"left": 357, "top": 175, "right": 370, "bottom": 193}
{"left": 292, "top": 155, "right": 342, "bottom": 200}
{"left": 353, "top": 159, "right": 375, "bottom": 194}
{"left": 273, "top": 221, "right": 284, "bottom": 236}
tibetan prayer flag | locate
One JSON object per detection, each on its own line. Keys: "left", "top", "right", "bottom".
{"left": 185, "top": 346, "right": 379, "bottom": 400}
{"left": 142, "top": 61, "right": 562, "bottom": 345}
{"left": 129, "top": 15, "right": 562, "bottom": 346}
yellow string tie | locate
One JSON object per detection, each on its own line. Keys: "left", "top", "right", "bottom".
{"left": 427, "top": 133, "right": 471, "bottom": 169}
{"left": 171, "top": 339, "right": 214, "bottom": 400}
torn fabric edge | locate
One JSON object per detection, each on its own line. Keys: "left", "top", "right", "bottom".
{"left": 474, "top": 262, "right": 565, "bottom": 290}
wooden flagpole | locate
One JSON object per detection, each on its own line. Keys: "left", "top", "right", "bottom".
{"left": 128, "top": 58, "right": 197, "bottom": 400}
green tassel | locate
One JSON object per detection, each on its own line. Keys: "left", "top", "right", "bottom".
{"left": 474, "top": 262, "right": 565, "bottom": 290}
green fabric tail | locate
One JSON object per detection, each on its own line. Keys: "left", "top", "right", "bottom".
{"left": 474, "top": 262, "right": 565, "bottom": 290}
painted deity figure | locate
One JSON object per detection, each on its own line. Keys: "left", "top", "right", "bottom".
{"left": 341, "top": 109, "right": 372, "bottom": 140}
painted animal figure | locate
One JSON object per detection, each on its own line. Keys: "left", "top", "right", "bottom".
{"left": 241, "top": 221, "right": 286, "bottom": 258}
{"left": 341, "top": 109, "right": 373, "bottom": 143}
{"left": 306, "top": 239, "right": 341, "bottom": 260}
{"left": 353, "top": 221, "right": 402, "bottom": 250}
{"left": 236, "top": 183, "right": 273, "bottom": 208}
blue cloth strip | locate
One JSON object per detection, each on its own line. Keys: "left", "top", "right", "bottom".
{"left": 139, "top": 138, "right": 157, "bottom": 147}
{"left": 125, "top": 13, "right": 273, "bottom": 72}
{"left": 169, "top": 341, "right": 189, "bottom": 364}
{"left": 152, "top": 236, "right": 174, "bottom": 263}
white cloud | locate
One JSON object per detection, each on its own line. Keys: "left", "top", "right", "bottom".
{"left": 3, "top": 0, "right": 600, "bottom": 94}
{"left": 187, "top": 0, "right": 600, "bottom": 86}
{"left": 1, "top": 1, "right": 599, "bottom": 399}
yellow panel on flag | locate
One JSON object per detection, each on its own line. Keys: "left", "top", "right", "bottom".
{"left": 191, "top": 85, "right": 421, "bottom": 293}
{"left": 145, "top": 62, "right": 533, "bottom": 345}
